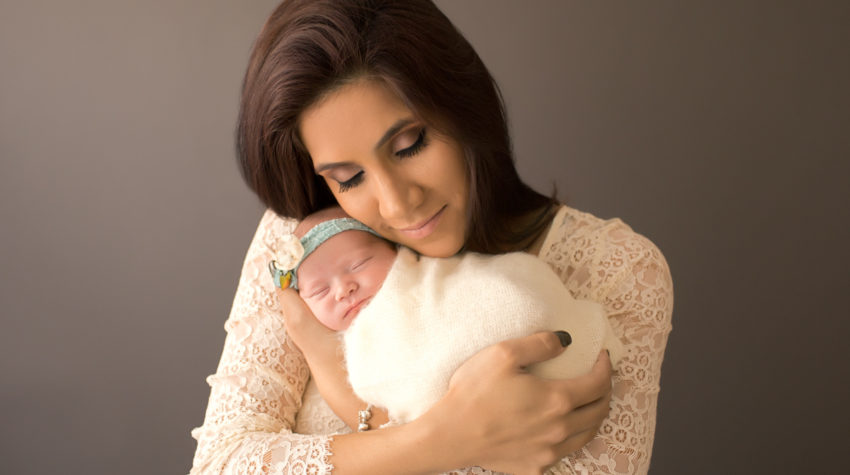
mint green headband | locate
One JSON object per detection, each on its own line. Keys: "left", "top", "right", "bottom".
{"left": 268, "top": 218, "right": 380, "bottom": 290}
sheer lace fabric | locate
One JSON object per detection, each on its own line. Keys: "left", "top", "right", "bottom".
{"left": 190, "top": 213, "right": 334, "bottom": 475}
{"left": 190, "top": 206, "right": 673, "bottom": 474}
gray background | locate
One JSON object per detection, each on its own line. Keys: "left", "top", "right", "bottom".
{"left": 1, "top": 1, "right": 847, "bottom": 473}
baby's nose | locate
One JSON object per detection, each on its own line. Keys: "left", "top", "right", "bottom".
{"left": 335, "top": 280, "right": 357, "bottom": 301}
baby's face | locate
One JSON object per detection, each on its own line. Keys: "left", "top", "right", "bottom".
{"left": 297, "top": 230, "right": 397, "bottom": 331}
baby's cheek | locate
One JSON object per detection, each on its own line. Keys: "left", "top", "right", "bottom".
{"left": 302, "top": 299, "right": 323, "bottom": 323}
{"left": 316, "top": 303, "right": 341, "bottom": 331}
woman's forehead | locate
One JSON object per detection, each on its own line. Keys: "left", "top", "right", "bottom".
{"left": 299, "top": 80, "right": 413, "bottom": 164}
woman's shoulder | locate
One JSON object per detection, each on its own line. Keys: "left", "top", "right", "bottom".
{"left": 548, "top": 205, "right": 629, "bottom": 239}
{"left": 540, "top": 205, "right": 672, "bottom": 302}
{"left": 258, "top": 208, "right": 299, "bottom": 238}
{"left": 246, "top": 209, "right": 300, "bottom": 257}
{"left": 541, "top": 205, "right": 647, "bottom": 255}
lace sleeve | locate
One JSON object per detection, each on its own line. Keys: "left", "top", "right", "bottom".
{"left": 543, "top": 208, "right": 674, "bottom": 475}
{"left": 190, "top": 210, "right": 334, "bottom": 475}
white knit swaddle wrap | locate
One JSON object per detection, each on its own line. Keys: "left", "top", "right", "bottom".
{"left": 343, "top": 248, "right": 624, "bottom": 424}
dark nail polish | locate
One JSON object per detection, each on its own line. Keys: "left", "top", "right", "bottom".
{"left": 554, "top": 331, "right": 572, "bottom": 347}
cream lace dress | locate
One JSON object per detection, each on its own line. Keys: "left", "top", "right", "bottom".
{"left": 190, "top": 206, "right": 674, "bottom": 474}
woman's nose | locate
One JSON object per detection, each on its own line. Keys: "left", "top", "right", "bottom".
{"left": 334, "top": 280, "right": 358, "bottom": 301}
{"left": 374, "top": 168, "right": 424, "bottom": 221}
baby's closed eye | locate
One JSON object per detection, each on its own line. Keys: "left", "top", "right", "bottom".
{"left": 306, "top": 287, "right": 329, "bottom": 299}
{"left": 350, "top": 256, "right": 372, "bottom": 271}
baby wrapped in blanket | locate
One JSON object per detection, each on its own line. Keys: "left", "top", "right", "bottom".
{"left": 270, "top": 208, "right": 623, "bottom": 425}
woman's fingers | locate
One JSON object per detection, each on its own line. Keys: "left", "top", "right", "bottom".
{"left": 493, "top": 331, "right": 569, "bottom": 369}
{"left": 560, "top": 386, "right": 612, "bottom": 438}
{"left": 551, "top": 391, "right": 613, "bottom": 457}
{"left": 439, "top": 344, "right": 614, "bottom": 473}
{"left": 275, "top": 287, "right": 336, "bottom": 355}
{"left": 277, "top": 287, "right": 309, "bottom": 320}
{"left": 538, "top": 354, "right": 613, "bottom": 468}
{"left": 553, "top": 427, "right": 597, "bottom": 459}
{"left": 550, "top": 350, "right": 613, "bottom": 411}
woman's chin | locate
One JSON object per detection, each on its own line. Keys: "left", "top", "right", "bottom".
{"left": 409, "top": 240, "right": 463, "bottom": 258}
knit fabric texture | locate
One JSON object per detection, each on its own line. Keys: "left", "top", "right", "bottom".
{"left": 343, "top": 247, "right": 624, "bottom": 424}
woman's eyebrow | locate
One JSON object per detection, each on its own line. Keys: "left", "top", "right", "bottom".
{"left": 315, "top": 161, "right": 355, "bottom": 173}
{"left": 374, "top": 117, "right": 414, "bottom": 151}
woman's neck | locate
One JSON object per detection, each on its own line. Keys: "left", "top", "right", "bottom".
{"left": 524, "top": 219, "right": 554, "bottom": 256}
{"left": 518, "top": 203, "right": 559, "bottom": 256}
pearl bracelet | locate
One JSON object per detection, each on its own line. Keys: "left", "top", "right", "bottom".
{"left": 357, "top": 404, "right": 373, "bottom": 432}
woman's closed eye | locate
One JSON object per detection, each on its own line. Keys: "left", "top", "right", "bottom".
{"left": 332, "top": 127, "right": 428, "bottom": 193}
{"left": 394, "top": 127, "right": 428, "bottom": 158}
{"left": 337, "top": 171, "right": 364, "bottom": 193}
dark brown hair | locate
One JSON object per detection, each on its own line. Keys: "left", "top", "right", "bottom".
{"left": 237, "top": 0, "right": 556, "bottom": 253}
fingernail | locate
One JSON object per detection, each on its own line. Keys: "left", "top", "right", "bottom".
{"left": 554, "top": 331, "right": 572, "bottom": 347}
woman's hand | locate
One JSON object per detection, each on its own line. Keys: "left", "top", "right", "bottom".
{"left": 276, "top": 287, "right": 338, "bottom": 362}
{"left": 278, "top": 289, "right": 613, "bottom": 473}
{"left": 423, "top": 332, "right": 614, "bottom": 474}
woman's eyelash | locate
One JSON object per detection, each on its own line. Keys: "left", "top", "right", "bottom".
{"left": 338, "top": 171, "right": 364, "bottom": 193}
{"left": 396, "top": 128, "right": 428, "bottom": 158}
{"left": 336, "top": 128, "right": 427, "bottom": 193}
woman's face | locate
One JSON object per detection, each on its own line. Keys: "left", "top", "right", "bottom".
{"left": 298, "top": 79, "right": 469, "bottom": 258}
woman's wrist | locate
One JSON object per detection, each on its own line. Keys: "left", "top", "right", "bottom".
{"left": 329, "top": 416, "right": 454, "bottom": 475}
{"left": 413, "top": 399, "right": 468, "bottom": 472}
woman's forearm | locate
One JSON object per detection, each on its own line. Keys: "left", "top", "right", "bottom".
{"left": 306, "top": 341, "right": 462, "bottom": 474}
{"left": 280, "top": 287, "right": 614, "bottom": 474}
{"left": 329, "top": 418, "right": 451, "bottom": 475}
{"left": 301, "top": 333, "right": 391, "bottom": 431}
{"left": 277, "top": 286, "right": 391, "bottom": 430}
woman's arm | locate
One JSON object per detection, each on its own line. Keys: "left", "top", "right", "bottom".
{"left": 544, "top": 211, "right": 674, "bottom": 474}
{"left": 275, "top": 288, "right": 391, "bottom": 431}
{"left": 282, "top": 285, "right": 615, "bottom": 474}
{"left": 190, "top": 210, "right": 334, "bottom": 474}
{"left": 193, "top": 209, "right": 615, "bottom": 474}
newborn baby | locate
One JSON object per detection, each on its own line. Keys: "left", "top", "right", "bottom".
{"left": 270, "top": 207, "right": 623, "bottom": 424}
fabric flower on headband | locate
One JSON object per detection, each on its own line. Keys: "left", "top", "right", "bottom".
{"left": 268, "top": 233, "right": 303, "bottom": 290}
{"left": 268, "top": 217, "right": 380, "bottom": 290}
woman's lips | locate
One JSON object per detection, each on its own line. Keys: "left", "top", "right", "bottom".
{"left": 397, "top": 206, "right": 446, "bottom": 240}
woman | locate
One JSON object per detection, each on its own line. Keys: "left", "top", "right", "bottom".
{"left": 190, "top": 1, "right": 673, "bottom": 473}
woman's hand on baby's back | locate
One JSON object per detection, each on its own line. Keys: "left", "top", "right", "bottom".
{"left": 425, "top": 331, "right": 613, "bottom": 474}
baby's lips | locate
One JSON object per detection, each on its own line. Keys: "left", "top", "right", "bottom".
{"left": 344, "top": 297, "right": 371, "bottom": 322}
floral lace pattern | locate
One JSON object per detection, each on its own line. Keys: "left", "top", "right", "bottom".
{"left": 542, "top": 207, "right": 673, "bottom": 475}
{"left": 190, "top": 206, "right": 673, "bottom": 474}
{"left": 190, "top": 212, "right": 333, "bottom": 474}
